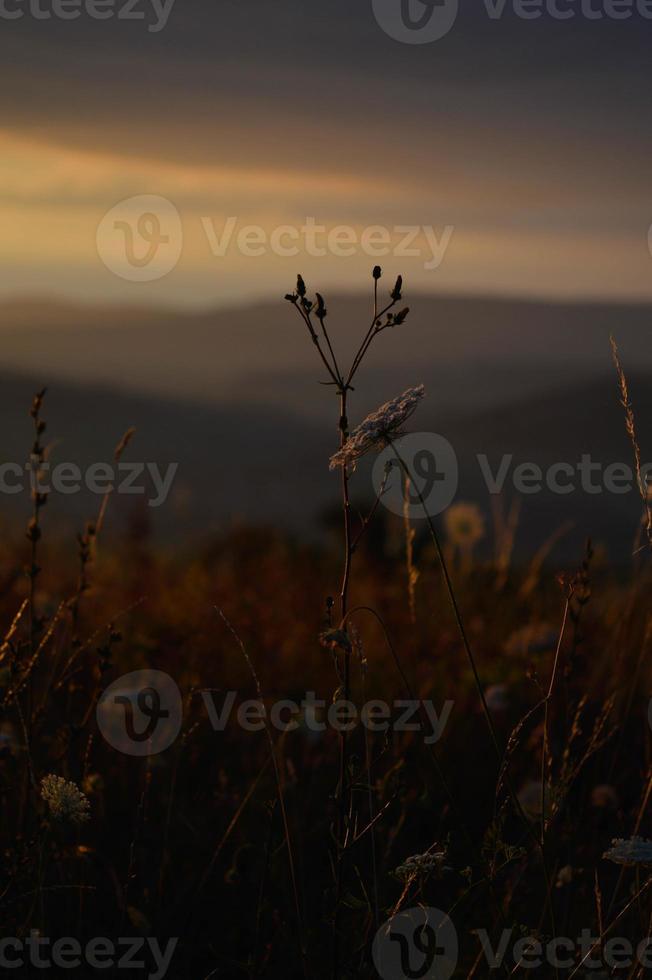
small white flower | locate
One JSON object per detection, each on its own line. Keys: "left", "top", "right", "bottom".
{"left": 329, "top": 385, "right": 425, "bottom": 471}
{"left": 603, "top": 837, "right": 652, "bottom": 867}
{"left": 40, "top": 774, "right": 90, "bottom": 825}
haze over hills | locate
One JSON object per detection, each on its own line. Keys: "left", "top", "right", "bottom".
{"left": 0, "top": 363, "right": 647, "bottom": 563}
{"left": 1, "top": 292, "right": 651, "bottom": 425}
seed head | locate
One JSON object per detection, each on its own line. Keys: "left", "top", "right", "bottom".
{"left": 40, "top": 774, "right": 90, "bottom": 826}
{"left": 603, "top": 837, "right": 652, "bottom": 867}
{"left": 329, "top": 385, "right": 425, "bottom": 471}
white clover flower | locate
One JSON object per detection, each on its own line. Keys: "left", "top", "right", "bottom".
{"left": 40, "top": 774, "right": 90, "bottom": 825}
{"left": 329, "top": 385, "right": 425, "bottom": 471}
{"left": 394, "top": 850, "right": 450, "bottom": 881}
{"left": 603, "top": 837, "right": 652, "bottom": 867}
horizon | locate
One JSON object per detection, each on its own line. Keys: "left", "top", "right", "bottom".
{"left": 4, "top": 283, "right": 652, "bottom": 316}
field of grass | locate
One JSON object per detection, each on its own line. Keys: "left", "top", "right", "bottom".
{"left": 1, "top": 275, "right": 651, "bottom": 979}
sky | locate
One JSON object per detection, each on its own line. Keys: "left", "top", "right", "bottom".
{"left": 1, "top": 0, "right": 651, "bottom": 308}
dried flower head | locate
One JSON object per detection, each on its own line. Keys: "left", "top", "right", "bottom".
{"left": 394, "top": 850, "right": 450, "bottom": 881}
{"left": 603, "top": 837, "right": 652, "bottom": 867}
{"left": 40, "top": 774, "right": 90, "bottom": 825}
{"left": 329, "top": 385, "right": 425, "bottom": 471}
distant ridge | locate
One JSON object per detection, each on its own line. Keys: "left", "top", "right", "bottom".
{"left": 0, "top": 365, "right": 648, "bottom": 562}
{"left": 0, "top": 292, "right": 650, "bottom": 422}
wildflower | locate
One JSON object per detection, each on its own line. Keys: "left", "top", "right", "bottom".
{"left": 603, "top": 837, "right": 652, "bottom": 867}
{"left": 394, "top": 850, "right": 450, "bottom": 881}
{"left": 40, "top": 774, "right": 90, "bottom": 825}
{"left": 444, "top": 502, "right": 485, "bottom": 549}
{"left": 328, "top": 385, "right": 425, "bottom": 471}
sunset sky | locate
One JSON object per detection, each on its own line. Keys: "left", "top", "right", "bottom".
{"left": 1, "top": 1, "right": 651, "bottom": 307}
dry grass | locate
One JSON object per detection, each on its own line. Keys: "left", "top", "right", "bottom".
{"left": 0, "top": 280, "right": 650, "bottom": 978}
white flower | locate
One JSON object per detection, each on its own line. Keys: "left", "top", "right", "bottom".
{"left": 40, "top": 774, "right": 90, "bottom": 825}
{"left": 329, "top": 385, "right": 425, "bottom": 471}
{"left": 603, "top": 837, "right": 652, "bottom": 867}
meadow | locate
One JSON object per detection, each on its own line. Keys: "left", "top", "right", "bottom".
{"left": 1, "top": 272, "right": 651, "bottom": 979}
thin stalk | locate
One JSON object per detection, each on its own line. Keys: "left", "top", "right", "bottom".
{"left": 333, "top": 386, "right": 352, "bottom": 978}
{"left": 388, "top": 439, "right": 560, "bottom": 972}
{"left": 216, "top": 609, "right": 307, "bottom": 979}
